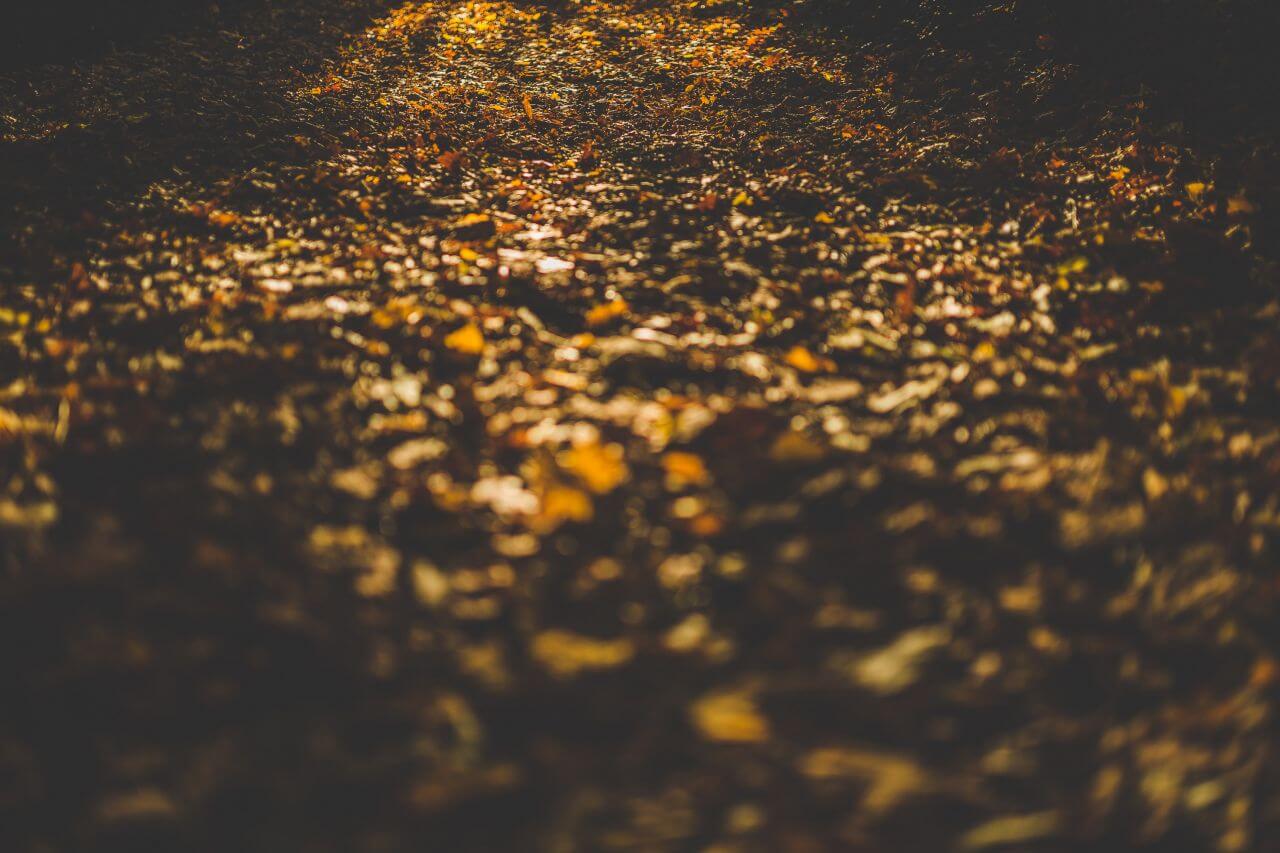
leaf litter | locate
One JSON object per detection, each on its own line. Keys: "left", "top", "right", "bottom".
{"left": 1, "top": 0, "right": 1280, "bottom": 849}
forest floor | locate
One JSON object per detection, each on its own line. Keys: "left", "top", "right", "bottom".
{"left": 2, "top": 0, "right": 1280, "bottom": 850}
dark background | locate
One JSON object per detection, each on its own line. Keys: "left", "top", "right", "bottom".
{"left": 6, "top": 0, "right": 1278, "bottom": 116}
{"left": 1, "top": 0, "right": 262, "bottom": 69}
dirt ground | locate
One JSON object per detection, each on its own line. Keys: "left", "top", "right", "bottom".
{"left": 3, "top": 0, "right": 1280, "bottom": 849}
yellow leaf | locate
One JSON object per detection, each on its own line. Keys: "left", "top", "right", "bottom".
{"left": 662, "top": 451, "right": 710, "bottom": 486}
{"left": 690, "top": 690, "right": 770, "bottom": 743}
{"left": 785, "top": 345, "right": 831, "bottom": 373}
{"left": 207, "top": 210, "right": 239, "bottom": 228}
{"left": 1165, "top": 385, "right": 1188, "bottom": 419}
{"left": 585, "top": 299, "right": 628, "bottom": 327}
{"left": 814, "top": 211, "right": 836, "bottom": 224}
{"left": 455, "top": 212, "right": 490, "bottom": 228}
{"left": 560, "top": 442, "right": 629, "bottom": 493}
{"left": 531, "top": 629, "right": 634, "bottom": 678}
{"left": 536, "top": 485, "right": 594, "bottom": 529}
{"left": 1228, "top": 194, "right": 1255, "bottom": 216}
{"left": 522, "top": 92, "right": 534, "bottom": 123}
{"left": 444, "top": 323, "right": 485, "bottom": 355}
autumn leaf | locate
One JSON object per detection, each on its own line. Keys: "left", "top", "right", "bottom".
{"left": 560, "top": 442, "right": 629, "bottom": 493}
{"left": 444, "top": 323, "right": 485, "bottom": 355}
{"left": 690, "top": 690, "right": 770, "bottom": 743}
{"left": 1227, "top": 193, "right": 1255, "bottom": 216}
{"left": 662, "top": 451, "right": 710, "bottom": 487}
{"left": 531, "top": 629, "right": 634, "bottom": 678}
{"left": 534, "top": 485, "right": 594, "bottom": 530}
{"left": 769, "top": 430, "right": 826, "bottom": 463}
{"left": 785, "top": 345, "right": 833, "bottom": 373}
{"left": 585, "top": 298, "right": 629, "bottom": 327}
{"left": 207, "top": 210, "right": 239, "bottom": 229}
{"left": 438, "top": 150, "right": 467, "bottom": 171}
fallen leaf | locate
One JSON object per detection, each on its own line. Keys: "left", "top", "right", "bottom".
{"left": 799, "top": 747, "right": 929, "bottom": 815}
{"left": 445, "top": 323, "right": 485, "bottom": 355}
{"left": 585, "top": 298, "right": 629, "bottom": 327}
{"left": 785, "top": 345, "right": 832, "bottom": 373}
{"left": 535, "top": 485, "right": 594, "bottom": 529}
{"left": 769, "top": 430, "right": 826, "bottom": 463}
{"left": 663, "top": 451, "right": 710, "bottom": 486}
{"left": 690, "top": 690, "right": 770, "bottom": 743}
{"left": 960, "top": 812, "right": 1060, "bottom": 850}
{"left": 531, "top": 629, "right": 634, "bottom": 678}
{"left": 560, "top": 442, "right": 629, "bottom": 493}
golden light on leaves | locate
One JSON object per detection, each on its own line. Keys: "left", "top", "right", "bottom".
{"left": 689, "top": 690, "right": 770, "bottom": 743}
{"left": 531, "top": 629, "right": 635, "bottom": 678}
{"left": 207, "top": 210, "right": 240, "bottom": 229}
{"left": 9, "top": 0, "right": 1270, "bottom": 841}
{"left": 535, "top": 485, "right": 594, "bottom": 530}
{"left": 585, "top": 298, "right": 629, "bottom": 327}
{"left": 784, "top": 345, "right": 833, "bottom": 373}
{"left": 662, "top": 451, "right": 710, "bottom": 487}
{"left": 559, "top": 441, "right": 629, "bottom": 493}
{"left": 444, "top": 323, "right": 485, "bottom": 355}
{"left": 798, "top": 747, "right": 929, "bottom": 816}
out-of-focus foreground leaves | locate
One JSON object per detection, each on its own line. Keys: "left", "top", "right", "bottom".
{"left": 2, "top": 0, "right": 1280, "bottom": 850}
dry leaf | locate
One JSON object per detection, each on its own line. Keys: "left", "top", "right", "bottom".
{"left": 531, "top": 629, "right": 634, "bottom": 678}
{"left": 560, "top": 442, "right": 629, "bottom": 493}
{"left": 585, "top": 299, "right": 629, "bottom": 327}
{"left": 785, "top": 345, "right": 832, "bottom": 373}
{"left": 690, "top": 690, "right": 770, "bottom": 743}
{"left": 444, "top": 323, "right": 485, "bottom": 355}
{"left": 535, "top": 485, "right": 594, "bottom": 529}
{"left": 663, "top": 451, "right": 710, "bottom": 486}
{"left": 769, "top": 430, "right": 826, "bottom": 463}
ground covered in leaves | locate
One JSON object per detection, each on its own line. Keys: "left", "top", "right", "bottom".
{"left": 3, "top": 0, "right": 1280, "bottom": 849}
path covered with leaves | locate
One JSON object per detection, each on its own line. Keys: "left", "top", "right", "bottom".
{"left": 3, "top": 0, "right": 1279, "bottom": 849}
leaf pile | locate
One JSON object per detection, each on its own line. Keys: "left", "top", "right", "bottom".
{"left": 2, "top": 0, "right": 1279, "bottom": 849}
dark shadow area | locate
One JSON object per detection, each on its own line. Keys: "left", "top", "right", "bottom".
{"left": 774, "top": 0, "right": 1280, "bottom": 260}
{"left": 0, "top": 0, "right": 398, "bottom": 284}
{"left": 787, "top": 0, "right": 1280, "bottom": 133}
{"left": 2, "top": 0, "right": 253, "bottom": 70}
